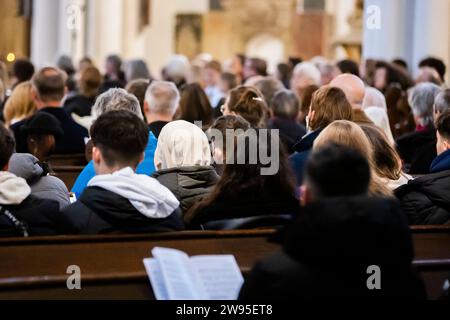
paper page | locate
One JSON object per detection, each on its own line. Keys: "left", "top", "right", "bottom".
{"left": 152, "top": 247, "right": 202, "bottom": 300}
{"left": 143, "top": 258, "right": 169, "bottom": 300}
{"left": 190, "top": 255, "right": 244, "bottom": 300}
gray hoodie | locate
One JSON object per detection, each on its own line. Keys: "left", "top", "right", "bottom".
{"left": 8, "top": 154, "right": 70, "bottom": 209}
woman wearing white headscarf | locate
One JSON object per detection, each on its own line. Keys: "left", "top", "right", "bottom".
{"left": 364, "top": 107, "right": 396, "bottom": 146}
{"left": 363, "top": 87, "right": 387, "bottom": 111}
{"left": 153, "top": 120, "right": 220, "bottom": 215}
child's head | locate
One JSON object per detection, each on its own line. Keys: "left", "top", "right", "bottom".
{"left": 436, "top": 110, "right": 450, "bottom": 156}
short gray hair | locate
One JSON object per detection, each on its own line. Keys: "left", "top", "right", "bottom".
{"left": 270, "top": 89, "right": 300, "bottom": 119}
{"left": 144, "top": 81, "right": 180, "bottom": 115}
{"left": 434, "top": 89, "right": 450, "bottom": 114}
{"left": 293, "top": 62, "right": 321, "bottom": 86}
{"left": 92, "top": 88, "right": 143, "bottom": 120}
{"left": 408, "top": 82, "right": 441, "bottom": 127}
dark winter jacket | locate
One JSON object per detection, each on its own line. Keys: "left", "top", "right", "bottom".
{"left": 63, "top": 95, "right": 97, "bottom": 117}
{"left": 289, "top": 130, "right": 322, "bottom": 186}
{"left": 60, "top": 187, "right": 183, "bottom": 235}
{"left": 396, "top": 127, "right": 437, "bottom": 174}
{"left": 239, "top": 197, "right": 426, "bottom": 300}
{"left": 186, "top": 185, "right": 300, "bottom": 230}
{"left": 60, "top": 168, "right": 184, "bottom": 235}
{"left": 152, "top": 166, "right": 219, "bottom": 215}
{"left": 0, "top": 171, "right": 61, "bottom": 237}
{"left": 395, "top": 151, "right": 450, "bottom": 225}
{"left": 267, "top": 118, "right": 306, "bottom": 154}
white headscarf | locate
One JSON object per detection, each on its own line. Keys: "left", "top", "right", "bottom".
{"left": 363, "top": 87, "right": 387, "bottom": 111}
{"left": 364, "top": 107, "right": 396, "bottom": 146}
{"left": 154, "top": 120, "right": 212, "bottom": 170}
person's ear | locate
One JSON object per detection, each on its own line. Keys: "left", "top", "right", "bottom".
{"left": 92, "top": 146, "right": 101, "bottom": 165}
{"left": 143, "top": 101, "right": 150, "bottom": 114}
{"left": 30, "top": 87, "right": 39, "bottom": 103}
{"left": 139, "top": 152, "right": 145, "bottom": 164}
{"left": 300, "top": 185, "right": 312, "bottom": 208}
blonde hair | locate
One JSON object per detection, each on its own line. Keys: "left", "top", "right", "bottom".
{"left": 314, "top": 120, "right": 393, "bottom": 197}
{"left": 3, "top": 82, "right": 37, "bottom": 127}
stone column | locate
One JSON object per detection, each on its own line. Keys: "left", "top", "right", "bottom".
{"left": 362, "top": 0, "right": 414, "bottom": 63}
{"left": 31, "top": 0, "right": 60, "bottom": 67}
{"left": 411, "top": 0, "right": 450, "bottom": 82}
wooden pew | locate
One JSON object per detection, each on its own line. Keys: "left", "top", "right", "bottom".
{"left": 48, "top": 154, "right": 87, "bottom": 167}
{"left": 51, "top": 166, "right": 84, "bottom": 190}
{"left": 0, "top": 227, "right": 449, "bottom": 300}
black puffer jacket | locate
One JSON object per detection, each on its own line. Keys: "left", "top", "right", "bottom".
{"left": 0, "top": 196, "right": 61, "bottom": 237}
{"left": 60, "top": 187, "right": 184, "bottom": 235}
{"left": 239, "top": 197, "right": 426, "bottom": 300}
{"left": 395, "top": 170, "right": 450, "bottom": 225}
{"left": 152, "top": 166, "right": 219, "bottom": 215}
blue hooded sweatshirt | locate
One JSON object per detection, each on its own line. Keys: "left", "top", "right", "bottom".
{"left": 71, "top": 132, "right": 158, "bottom": 199}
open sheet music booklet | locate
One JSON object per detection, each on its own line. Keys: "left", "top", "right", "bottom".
{"left": 143, "top": 247, "right": 244, "bottom": 300}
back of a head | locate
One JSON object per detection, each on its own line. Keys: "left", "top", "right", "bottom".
{"left": 409, "top": 82, "right": 441, "bottom": 127}
{"left": 13, "top": 59, "right": 35, "bottom": 83}
{"left": 305, "top": 143, "right": 371, "bottom": 198}
{"left": 434, "top": 89, "right": 450, "bottom": 114}
{"left": 329, "top": 73, "right": 366, "bottom": 108}
{"left": 164, "top": 55, "right": 190, "bottom": 84}
{"left": 337, "top": 59, "right": 360, "bottom": 77}
{"left": 32, "top": 67, "right": 67, "bottom": 103}
{"left": 90, "top": 110, "right": 149, "bottom": 168}
{"left": 92, "top": 88, "right": 143, "bottom": 119}
{"left": 125, "top": 59, "right": 151, "bottom": 82}
{"left": 419, "top": 57, "right": 446, "bottom": 81}
{"left": 228, "top": 86, "right": 268, "bottom": 127}
{"left": 178, "top": 83, "right": 213, "bottom": 126}
{"left": 145, "top": 81, "right": 179, "bottom": 116}
{"left": 126, "top": 79, "right": 150, "bottom": 108}
{"left": 79, "top": 66, "right": 102, "bottom": 98}
{"left": 4, "top": 81, "right": 36, "bottom": 125}
{"left": 270, "top": 89, "right": 300, "bottom": 120}
{"left": 314, "top": 120, "right": 373, "bottom": 160}
{"left": 292, "top": 62, "right": 321, "bottom": 87}
{"left": 309, "top": 86, "right": 353, "bottom": 131}
{"left": 155, "top": 120, "right": 211, "bottom": 170}
{"left": 248, "top": 58, "right": 268, "bottom": 77}
{"left": 0, "top": 123, "right": 15, "bottom": 169}
{"left": 106, "top": 55, "right": 122, "bottom": 72}
{"left": 253, "top": 77, "right": 284, "bottom": 106}
{"left": 57, "top": 55, "right": 75, "bottom": 75}
{"left": 436, "top": 110, "right": 450, "bottom": 143}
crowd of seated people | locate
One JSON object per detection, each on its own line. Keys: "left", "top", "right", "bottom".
{"left": 0, "top": 53, "right": 449, "bottom": 299}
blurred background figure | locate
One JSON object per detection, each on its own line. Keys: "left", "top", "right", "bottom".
{"left": 124, "top": 59, "right": 152, "bottom": 83}
{"left": 3, "top": 82, "right": 36, "bottom": 128}
{"left": 64, "top": 66, "right": 102, "bottom": 117}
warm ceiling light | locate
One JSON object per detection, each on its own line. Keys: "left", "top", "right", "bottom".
{"left": 6, "top": 53, "right": 16, "bottom": 62}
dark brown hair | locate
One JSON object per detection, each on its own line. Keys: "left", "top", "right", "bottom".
{"left": 437, "top": 110, "right": 450, "bottom": 142}
{"left": 91, "top": 110, "right": 149, "bottom": 168}
{"left": 186, "top": 129, "right": 295, "bottom": 223}
{"left": 79, "top": 66, "right": 102, "bottom": 98}
{"left": 176, "top": 83, "right": 213, "bottom": 128}
{"left": 227, "top": 86, "right": 268, "bottom": 128}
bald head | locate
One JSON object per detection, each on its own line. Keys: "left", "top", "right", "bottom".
{"left": 330, "top": 74, "right": 365, "bottom": 110}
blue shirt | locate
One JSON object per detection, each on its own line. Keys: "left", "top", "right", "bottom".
{"left": 71, "top": 132, "right": 158, "bottom": 198}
